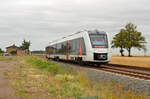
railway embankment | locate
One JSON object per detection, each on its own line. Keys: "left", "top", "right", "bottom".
{"left": 51, "top": 60, "right": 150, "bottom": 95}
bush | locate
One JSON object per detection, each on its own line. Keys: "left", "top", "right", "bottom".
{"left": 55, "top": 74, "right": 75, "bottom": 82}
{"left": 24, "top": 56, "right": 68, "bottom": 75}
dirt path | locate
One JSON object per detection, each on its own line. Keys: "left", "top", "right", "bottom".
{"left": 0, "top": 57, "right": 19, "bottom": 99}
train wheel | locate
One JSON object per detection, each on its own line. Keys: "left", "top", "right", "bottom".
{"left": 103, "top": 62, "right": 108, "bottom": 65}
{"left": 56, "top": 57, "right": 59, "bottom": 61}
{"left": 94, "top": 64, "right": 100, "bottom": 67}
{"left": 78, "top": 61, "right": 84, "bottom": 65}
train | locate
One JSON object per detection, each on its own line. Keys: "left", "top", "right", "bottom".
{"left": 46, "top": 30, "right": 112, "bottom": 65}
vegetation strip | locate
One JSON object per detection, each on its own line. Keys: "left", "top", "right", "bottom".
{"left": 7, "top": 56, "right": 150, "bottom": 99}
{"left": 0, "top": 57, "right": 12, "bottom": 61}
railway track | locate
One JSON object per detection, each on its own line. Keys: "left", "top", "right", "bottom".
{"left": 56, "top": 60, "right": 150, "bottom": 80}
{"left": 67, "top": 62, "right": 150, "bottom": 80}
{"left": 37, "top": 56, "right": 150, "bottom": 80}
{"left": 100, "top": 64, "right": 150, "bottom": 80}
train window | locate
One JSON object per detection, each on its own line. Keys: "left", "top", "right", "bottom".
{"left": 58, "top": 43, "right": 61, "bottom": 54}
{"left": 51, "top": 44, "right": 56, "bottom": 54}
{"left": 75, "top": 38, "right": 79, "bottom": 55}
{"left": 51, "top": 37, "right": 86, "bottom": 55}
{"left": 56, "top": 42, "right": 66, "bottom": 55}
{"left": 89, "top": 34, "right": 108, "bottom": 48}
{"left": 61, "top": 42, "right": 66, "bottom": 55}
{"left": 69, "top": 39, "right": 78, "bottom": 55}
{"left": 80, "top": 38, "right": 86, "bottom": 55}
{"left": 68, "top": 38, "right": 86, "bottom": 55}
{"left": 69, "top": 40, "right": 73, "bottom": 54}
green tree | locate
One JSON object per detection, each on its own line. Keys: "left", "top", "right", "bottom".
{"left": 112, "top": 23, "right": 146, "bottom": 57}
{"left": 0, "top": 48, "right": 4, "bottom": 54}
{"left": 124, "top": 23, "right": 146, "bottom": 56}
{"left": 20, "top": 40, "right": 31, "bottom": 52}
{"left": 111, "top": 29, "right": 127, "bottom": 56}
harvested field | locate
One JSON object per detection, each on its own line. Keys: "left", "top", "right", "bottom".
{"left": 110, "top": 55, "right": 150, "bottom": 68}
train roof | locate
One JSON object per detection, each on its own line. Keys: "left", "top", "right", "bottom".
{"left": 88, "top": 30, "right": 106, "bottom": 35}
{"left": 49, "top": 29, "right": 107, "bottom": 44}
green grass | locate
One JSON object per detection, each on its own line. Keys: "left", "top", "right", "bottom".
{"left": 0, "top": 57, "right": 12, "bottom": 61}
{"left": 24, "top": 56, "right": 72, "bottom": 75}
{"left": 7, "top": 56, "right": 150, "bottom": 99}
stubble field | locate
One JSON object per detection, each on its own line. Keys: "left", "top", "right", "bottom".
{"left": 110, "top": 55, "right": 150, "bottom": 68}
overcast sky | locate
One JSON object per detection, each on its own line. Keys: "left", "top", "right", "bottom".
{"left": 0, "top": 0, "right": 150, "bottom": 54}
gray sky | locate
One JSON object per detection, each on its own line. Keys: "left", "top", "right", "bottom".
{"left": 0, "top": 0, "right": 150, "bottom": 54}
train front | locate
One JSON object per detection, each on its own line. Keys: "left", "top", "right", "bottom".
{"left": 86, "top": 30, "right": 112, "bottom": 64}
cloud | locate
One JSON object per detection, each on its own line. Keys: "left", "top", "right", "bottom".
{"left": 0, "top": 0, "right": 150, "bottom": 54}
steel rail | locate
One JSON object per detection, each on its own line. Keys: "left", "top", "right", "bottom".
{"left": 100, "top": 65, "right": 150, "bottom": 80}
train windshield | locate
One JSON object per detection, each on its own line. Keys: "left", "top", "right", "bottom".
{"left": 89, "top": 34, "right": 108, "bottom": 48}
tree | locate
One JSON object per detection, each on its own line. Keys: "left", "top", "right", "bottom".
{"left": 111, "top": 29, "right": 127, "bottom": 56}
{"left": 124, "top": 23, "right": 146, "bottom": 56}
{"left": 112, "top": 23, "right": 146, "bottom": 57}
{"left": 20, "top": 40, "right": 31, "bottom": 52}
{"left": 0, "top": 48, "right": 4, "bottom": 54}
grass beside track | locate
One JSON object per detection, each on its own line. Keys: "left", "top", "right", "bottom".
{"left": 0, "top": 56, "right": 12, "bottom": 61}
{"left": 7, "top": 56, "right": 150, "bottom": 99}
{"left": 110, "top": 55, "right": 150, "bottom": 68}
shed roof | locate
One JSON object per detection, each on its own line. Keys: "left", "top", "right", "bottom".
{"left": 6, "top": 44, "right": 19, "bottom": 49}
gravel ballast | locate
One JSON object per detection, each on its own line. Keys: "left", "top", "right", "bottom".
{"left": 51, "top": 60, "right": 150, "bottom": 95}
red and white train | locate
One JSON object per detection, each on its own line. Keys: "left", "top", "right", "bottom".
{"left": 46, "top": 30, "right": 112, "bottom": 65}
